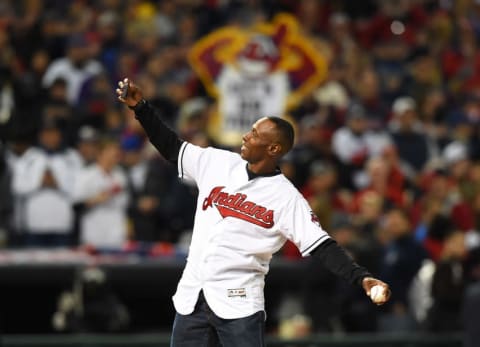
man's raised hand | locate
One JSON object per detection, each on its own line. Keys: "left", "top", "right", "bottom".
{"left": 116, "top": 78, "right": 143, "bottom": 108}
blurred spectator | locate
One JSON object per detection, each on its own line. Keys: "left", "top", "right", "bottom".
{"left": 282, "top": 115, "right": 332, "bottom": 188}
{"left": 13, "top": 49, "right": 51, "bottom": 112}
{"left": 73, "top": 139, "right": 128, "bottom": 248}
{"left": 405, "top": 49, "right": 443, "bottom": 106}
{"left": 4, "top": 121, "right": 38, "bottom": 246}
{"left": 332, "top": 102, "right": 391, "bottom": 189}
{"left": 411, "top": 172, "right": 456, "bottom": 260}
{"left": 75, "top": 125, "right": 100, "bottom": 167}
{"left": 42, "top": 33, "right": 103, "bottom": 106}
{"left": 95, "top": 11, "right": 122, "bottom": 83}
{"left": 378, "top": 208, "right": 427, "bottom": 332}
{"left": 353, "top": 155, "right": 408, "bottom": 213}
{"left": 122, "top": 133, "right": 188, "bottom": 243}
{"left": 441, "top": 17, "right": 480, "bottom": 94}
{"left": 351, "top": 190, "right": 384, "bottom": 239}
{"left": 77, "top": 73, "right": 115, "bottom": 129}
{"left": 301, "top": 160, "right": 345, "bottom": 231}
{"left": 442, "top": 141, "right": 475, "bottom": 231}
{"left": 7, "top": 118, "right": 80, "bottom": 247}
{"left": 407, "top": 257, "right": 436, "bottom": 329}
{"left": 177, "top": 97, "right": 211, "bottom": 143}
{"left": 353, "top": 68, "right": 390, "bottom": 128}
{"left": 425, "top": 230, "right": 466, "bottom": 332}
{"left": 389, "top": 96, "right": 438, "bottom": 179}
{"left": 418, "top": 88, "right": 450, "bottom": 151}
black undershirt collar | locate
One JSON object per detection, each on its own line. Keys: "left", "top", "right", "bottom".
{"left": 246, "top": 164, "right": 281, "bottom": 180}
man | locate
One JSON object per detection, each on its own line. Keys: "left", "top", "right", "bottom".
{"left": 116, "top": 78, "right": 390, "bottom": 347}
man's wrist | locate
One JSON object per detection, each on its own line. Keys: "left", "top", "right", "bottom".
{"left": 359, "top": 274, "right": 373, "bottom": 287}
{"left": 128, "top": 99, "right": 147, "bottom": 112}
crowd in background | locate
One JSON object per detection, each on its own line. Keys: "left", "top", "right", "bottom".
{"left": 1, "top": 0, "right": 480, "bottom": 338}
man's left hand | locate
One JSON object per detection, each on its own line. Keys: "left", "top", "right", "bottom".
{"left": 362, "top": 277, "right": 391, "bottom": 305}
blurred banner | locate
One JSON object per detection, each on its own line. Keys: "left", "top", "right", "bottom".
{"left": 189, "top": 13, "right": 327, "bottom": 147}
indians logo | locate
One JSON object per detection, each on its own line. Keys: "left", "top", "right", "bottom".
{"left": 189, "top": 13, "right": 327, "bottom": 146}
{"left": 202, "top": 186, "right": 274, "bottom": 228}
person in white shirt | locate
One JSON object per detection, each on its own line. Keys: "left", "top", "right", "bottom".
{"left": 42, "top": 34, "right": 103, "bottom": 106}
{"left": 73, "top": 138, "right": 129, "bottom": 248}
{"left": 8, "top": 119, "right": 81, "bottom": 247}
{"left": 332, "top": 102, "right": 392, "bottom": 189}
{"left": 117, "top": 78, "right": 390, "bottom": 347}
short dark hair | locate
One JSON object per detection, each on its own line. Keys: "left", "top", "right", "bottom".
{"left": 267, "top": 116, "right": 295, "bottom": 154}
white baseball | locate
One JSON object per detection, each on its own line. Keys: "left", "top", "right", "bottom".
{"left": 370, "top": 285, "right": 386, "bottom": 303}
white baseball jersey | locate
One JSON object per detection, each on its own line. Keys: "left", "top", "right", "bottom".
{"left": 172, "top": 142, "right": 330, "bottom": 319}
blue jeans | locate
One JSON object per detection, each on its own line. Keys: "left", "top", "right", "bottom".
{"left": 171, "top": 291, "right": 265, "bottom": 347}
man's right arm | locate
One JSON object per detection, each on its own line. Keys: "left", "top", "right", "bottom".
{"left": 131, "top": 100, "right": 183, "bottom": 164}
{"left": 116, "top": 78, "right": 183, "bottom": 164}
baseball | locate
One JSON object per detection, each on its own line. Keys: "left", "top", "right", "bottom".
{"left": 370, "top": 285, "right": 386, "bottom": 303}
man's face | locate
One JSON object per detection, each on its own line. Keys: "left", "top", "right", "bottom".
{"left": 39, "top": 128, "right": 62, "bottom": 151}
{"left": 240, "top": 118, "right": 277, "bottom": 163}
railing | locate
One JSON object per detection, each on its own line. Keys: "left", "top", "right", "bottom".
{"left": 1, "top": 333, "right": 464, "bottom": 347}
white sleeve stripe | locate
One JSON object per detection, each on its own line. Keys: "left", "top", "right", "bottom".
{"left": 301, "top": 234, "right": 330, "bottom": 256}
{"left": 178, "top": 142, "right": 189, "bottom": 179}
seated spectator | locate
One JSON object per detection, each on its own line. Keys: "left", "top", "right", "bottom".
{"left": 332, "top": 101, "right": 393, "bottom": 189}
{"left": 352, "top": 155, "right": 409, "bottom": 213}
{"left": 300, "top": 160, "right": 346, "bottom": 231}
{"left": 389, "top": 96, "right": 438, "bottom": 179}
{"left": 5, "top": 123, "right": 39, "bottom": 246}
{"left": 282, "top": 115, "right": 332, "bottom": 189}
{"left": 122, "top": 133, "right": 188, "bottom": 243}
{"left": 75, "top": 125, "right": 100, "bottom": 167}
{"left": 351, "top": 190, "right": 384, "bottom": 238}
{"left": 442, "top": 141, "right": 475, "bottom": 231}
{"left": 353, "top": 67, "right": 390, "bottom": 129}
{"left": 73, "top": 138, "right": 129, "bottom": 248}
{"left": 9, "top": 119, "right": 81, "bottom": 248}
{"left": 378, "top": 208, "right": 427, "bottom": 332}
{"left": 42, "top": 34, "right": 103, "bottom": 107}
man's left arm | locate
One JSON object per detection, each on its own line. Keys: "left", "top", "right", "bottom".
{"left": 310, "top": 240, "right": 391, "bottom": 305}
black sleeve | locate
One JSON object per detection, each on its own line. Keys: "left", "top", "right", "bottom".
{"left": 131, "top": 100, "right": 183, "bottom": 164}
{"left": 310, "top": 238, "right": 372, "bottom": 286}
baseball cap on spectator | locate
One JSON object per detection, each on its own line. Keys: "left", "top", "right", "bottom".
{"left": 78, "top": 126, "right": 99, "bottom": 143}
{"left": 443, "top": 141, "right": 468, "bottom": 165}
{"left": 392, "top": 96, "right": 416, "bottom": 116}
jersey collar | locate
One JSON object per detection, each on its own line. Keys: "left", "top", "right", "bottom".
{"left": 246, "top": 164, "right": 281, "bottom": 180}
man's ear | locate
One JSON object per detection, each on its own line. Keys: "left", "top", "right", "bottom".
{"left": 268, "top": 143, "right": 282, "bottom": 157}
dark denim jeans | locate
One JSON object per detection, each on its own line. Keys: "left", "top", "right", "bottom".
{"left": 171, "top": 291, "right": 265, "bottom": 347}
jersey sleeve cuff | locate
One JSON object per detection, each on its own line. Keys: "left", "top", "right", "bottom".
{"left": 301, "top": 234, "right": 330, "bottom": 257}
{"left": 177, "top": 142, "right": 189, "bottom": 179}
